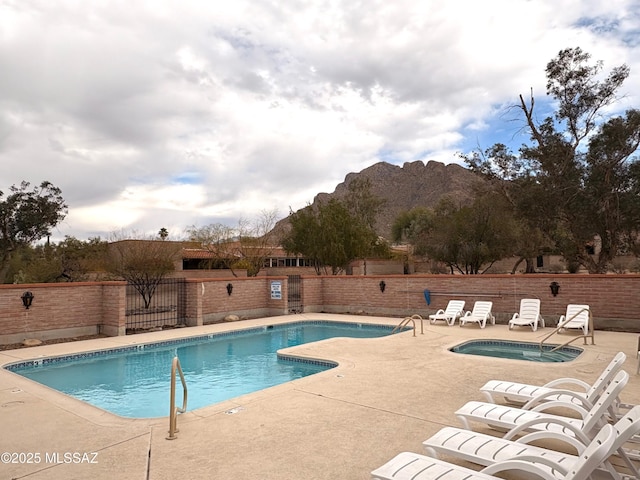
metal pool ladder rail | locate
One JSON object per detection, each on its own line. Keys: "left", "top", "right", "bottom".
{"left": 539, "top": 307, "right": 595, "bottom": 353}
{"left": 167, "top": 356, "right": 188, "bottom": 440}
{"left": 392, "top": 314, "right": 424, "bottom": 336}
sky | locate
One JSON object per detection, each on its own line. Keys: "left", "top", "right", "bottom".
{"left": 1, "top": 0, "right": 639, "bottom": 242}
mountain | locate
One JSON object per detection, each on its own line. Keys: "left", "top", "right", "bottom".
{"left": 276, "top": 160, "right": 485, "bottom": 240}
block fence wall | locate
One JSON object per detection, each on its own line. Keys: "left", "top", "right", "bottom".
{"left": 0, "top": 277, "right": 288, "bottom": 344}
{"left": 190, "top": 276, "right": 288, "bottom": 325}
{"left": 307, "top": 274, "right": 640, "bottom": 330}
{"left": 1, "top": 274, "right": 638, "bottom": 344}
{"left": 0, "top": 282, "right": 126, "bottom": 344}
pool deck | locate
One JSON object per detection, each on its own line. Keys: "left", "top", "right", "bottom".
{"left": 0, "top": 313, "right": 639, "bottom": 480}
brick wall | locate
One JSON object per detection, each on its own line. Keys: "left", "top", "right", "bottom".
{"left": 1, "top": 274, "right": 638, "bottom": 344}
{"left": 0, "top": 282, "right": 126, "bottom": 344}
{"left": 184, "top": 280, "right": 202, "bottom": 327}
{"left": 266, "top": 277, "right": 288, "bottom": 315}
{"left": 197, "top": 276, "right": 287, "bottom": 323}
{"left": 310, "top": 274, "right": 640, "bottom": 330}
{"left": 100, "top": 283, "right": 126, "bottom": 336}
{"left": 300, "top": 276, "right": 323, "bottom": 312}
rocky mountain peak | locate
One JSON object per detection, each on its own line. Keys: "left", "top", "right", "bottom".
{"left": 309, "top": 160, "right": 484, "bottom": 239}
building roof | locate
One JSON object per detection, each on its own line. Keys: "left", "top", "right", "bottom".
{"left": 181, "top": 245, "right": 292, "bottom": 260}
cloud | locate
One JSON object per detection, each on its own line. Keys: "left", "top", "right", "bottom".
{"left": 1, "top": 0, "right": 639, "bottom": 241}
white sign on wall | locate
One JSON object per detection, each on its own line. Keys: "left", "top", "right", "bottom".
{"left": 270, "top": 281, "right": 282, "bottom": 300}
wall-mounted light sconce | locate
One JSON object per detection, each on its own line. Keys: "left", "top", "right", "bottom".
{"left": 549, "top": 281, "right": 560, "bottom": 297}
{"left": 21, "top": 291, "right": 34, "bottom": 309}
{"left": 226, "top": 283, "right": 233, "bottom": 296}
{"left": 379, "top": 280, "right": 386, "bottom": 293}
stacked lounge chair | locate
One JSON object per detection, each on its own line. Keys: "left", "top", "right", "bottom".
{"left": 372, "top": 425, "right": 617, "bottom": 480}
{"left": 423, "top": 406, "right": 640, "bottom": 480}
{"left": 371, "top": 352, "right": 639, "bottom": 480}
{"left": 480, "top": 351, "right": 627, "bottom": 417}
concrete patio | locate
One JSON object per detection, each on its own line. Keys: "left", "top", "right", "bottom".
{"left": 1, "top": 313, "right": 638, "bottom": 480}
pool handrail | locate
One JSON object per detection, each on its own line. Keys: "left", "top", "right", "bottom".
{"left": 167, "top": 356, "right": 188, "bottom": 440}
{"left": 539, "top": 307, "right": 595, "bottom": 352}
{"left": 393, "top": 314, "right": 424, "bottom": 336}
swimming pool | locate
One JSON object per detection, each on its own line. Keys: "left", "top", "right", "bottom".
{"left": 6, "top": 321, "right": 401, "bottom": 418}
{"left": 450, "top": 340, "right": 582, "bottom": 362}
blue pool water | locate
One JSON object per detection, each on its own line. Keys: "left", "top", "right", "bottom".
{"left": 6, "top": 321, "right": 399, "bottom": 418}
{"left": 450, "top": 340, "right": 582, "bottom": 362}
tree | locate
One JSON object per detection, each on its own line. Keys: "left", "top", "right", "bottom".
{"left": 391, "top": 207, "right": 434, "bottom": 248}
{"left": 0, "top": 181, "right": 67, "bottom": 283}
{"left": 234, "top": 210, "right": 280, "bottom": 277}
{"left": 185, "top": 223, "right": 236, "bottom": 270}
{"left": 344, "top": 177, "right": 386, "bottom": 230}
{"left": 12, "top": 236, "right": 108, "bottom": 283}
{"left": 186, "top": 209, "right": 280, "bottom": 277}
{"left": 280, "top": 205, "right": 324, "bottom": 274}
{"left": 579, "top": 111, "right": 640, "bottom": 270}
{"left": 391, "top": 206, "right": 435, "bottom": 273}
{"left": 10, "top": 244, "right": 61, "bottom": 284}
{"left": 396, "top": 196, "right": 518, "bottom": 274}
{"left": 106, "top": 233, "right": 180, "bottom": 308}
{"left": 282, "top": 198, "right": 384, "bottom": 275}
{"left": 343, "top": 177, "right": 389, "bottom": 273}
{"left": 456, "top": 149, "right": 554, "bottom": 273}
{"left": 158, "top": 228, "right": 169, "bottom": 240}
{"left": 623, "top": 161, "right": 640, "bottom": 256}
{"left": 55, "top": 236, "right": 109, "bottom": 281}
{"left": 465, "top": 48, "right": 640, "bottom": 273}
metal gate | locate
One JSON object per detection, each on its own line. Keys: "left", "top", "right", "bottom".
{"left": 126, "top": 278, "right": 186, "bottom": 331}
{"left": 287, "top": 275, "right": 302, "bottom": 313}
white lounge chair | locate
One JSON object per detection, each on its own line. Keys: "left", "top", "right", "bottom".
{"left": 371, "top": 424, "right": 616, "bottom": 480}
{"left": 459, "top": 301, "right": 495, "bottom": 329}
{"left": 480, "top": 352, "right": 626, "bottom": 414}
{"left": 558, "top": 304, "right": 591, "bottom": 335}
{"left": 422, "top": 405, "right": 640, "bottom": 480}
{"left": 508, "top": 298, "right": 544, "bottom": 331}
{"left": 456, "top": 370, "right": 629, "bottom": 440}
{"left": 428, "top": 300, "right": 465, "bottom": 326}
